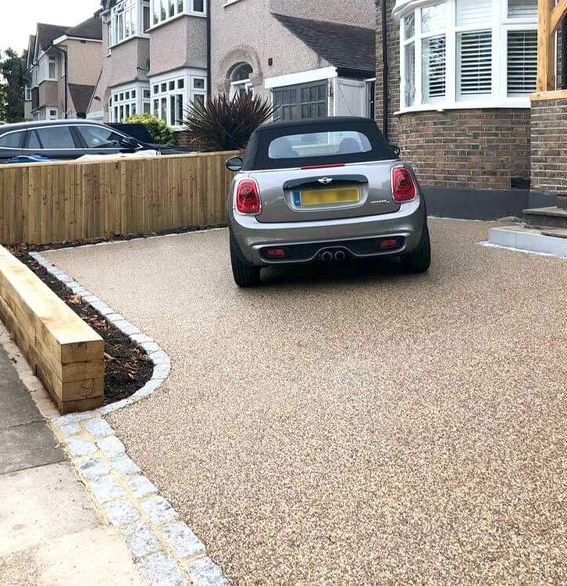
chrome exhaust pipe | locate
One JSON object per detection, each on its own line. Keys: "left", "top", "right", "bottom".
{"left": 321, "top": 251, "right": 333, "bottom": 262}
{"left": 334, "top": 250, "right": 346, "bottom": 262}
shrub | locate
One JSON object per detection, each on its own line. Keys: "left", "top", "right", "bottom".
{"left": 124, "top": 113, "right": 174, "bottom": 145}
{"left": 183, "top": 92, "right": 274, "bottom": 152}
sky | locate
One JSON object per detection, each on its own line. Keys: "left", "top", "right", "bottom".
{"left": 0, "top": 0, "right": 102, "bottom": 54}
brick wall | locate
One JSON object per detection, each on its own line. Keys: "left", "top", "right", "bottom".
{"left": 530, "top": 97, "right": 567, "bottom": 193}
{"left": 375, "top": 0, "right": 531, "bottom": 191}
{"left": 397, "top": 109, "right": 531, "bottom": 190}
{"left": 174, "top": 130, "right": 194, "bottom": 148}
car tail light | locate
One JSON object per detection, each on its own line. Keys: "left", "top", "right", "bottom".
{"left": 236, "top": 179, "right": 261, "bottom": 214}
{"left": 391, "top": 166, "right": 417, "bottom": 202}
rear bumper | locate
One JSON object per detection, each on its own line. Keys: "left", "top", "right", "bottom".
{"left": 229, "top": 197, "right": 426, "bottom": 266}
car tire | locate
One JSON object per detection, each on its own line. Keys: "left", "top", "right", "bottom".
{"left": 401, "top": 226, "right": 431, "bottom": 273}
{"left": 230, "top": 232, "right": 261, "bottom": 287}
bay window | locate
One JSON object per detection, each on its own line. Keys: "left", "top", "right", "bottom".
{"left": 151, "top": 71, "right": 207, "bottom": 129}
{"left": 109, "top": 0, "right": 150, "bottom": 47}
{"left": 150, "top": 0, "right": 206, "bottom": 27}
{"left": 397, "top": 0, "right": 538, "bottom": 110}
{"left": 110, "top": 84, "right": 151, "bottom": 122}
{"left": 48, "top": 56, "right": 57, "bottom": 80}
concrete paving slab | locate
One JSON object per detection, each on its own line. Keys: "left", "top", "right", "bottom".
{"left": 0, "top": 344, "right": 44, "bottom": 429}
{"left": 0, "top": 341, "right": 63, "bottom": 475}
{"left": 35, "top": 527, "right": 141, "bottom": 586}
{"left": 0, "top": 462, "right": 98, "bottom": 557}
{"left": 0, "top": 422, "right": 63, "bottom": 476}
{"left": 488, "top": 226, "right": 567, "bottom": 258}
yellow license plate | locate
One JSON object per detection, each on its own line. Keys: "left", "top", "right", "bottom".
{"left": 299, "top": 186, "right": 360, "bottom": 206}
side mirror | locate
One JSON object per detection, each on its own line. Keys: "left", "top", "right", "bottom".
{"left": 226, "top": 156, "right": 243, "bottom": 172}
{"left": 120, "top": 137, "right": 141, "bottom": 151}
{"left": 391, "top": 144, "right": 401, "bottom": 158}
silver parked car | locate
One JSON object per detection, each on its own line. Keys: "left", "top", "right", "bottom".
{"left": 226, "top": 117, "right": 430, "bottom": 287}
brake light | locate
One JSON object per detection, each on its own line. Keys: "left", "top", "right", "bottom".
{"left": 391, "top": 166, "right": 417, "bottom": 202}
{"left": 301, "top": 163, "right": 346, "bottom": 170}
{"left": 236, "top": 179, "right": 261, "bottom": 214}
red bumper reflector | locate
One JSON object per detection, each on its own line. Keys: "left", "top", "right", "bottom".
{"left": 380, "top": 239, "right": 400, "bottom": 250}
{"left": 265, "top": 248, "right": 286, "bottom": 258}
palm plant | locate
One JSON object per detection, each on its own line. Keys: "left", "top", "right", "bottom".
{"left": 183, "top": 92, "right": 274, "bottom": 152}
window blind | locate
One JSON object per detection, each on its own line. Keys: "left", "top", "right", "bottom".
{"left": 507, "top": 30, "right": 537, "bottom": 94}
{"left": 458, "top": 31, "right": 492, "bottom": 95}
{"left": 423, "top": 35, "right": 446, "bottom": 100}
{"left": 456, "top": 0, "right": 492, "bottom": 27}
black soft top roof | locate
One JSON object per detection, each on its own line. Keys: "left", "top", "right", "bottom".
{"left": 243, "top": 117, "right": 396, "bottom": 171}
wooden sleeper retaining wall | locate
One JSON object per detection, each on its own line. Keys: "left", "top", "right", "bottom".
{"left": 0, "top": 246, "right": 104, "bottom": 413}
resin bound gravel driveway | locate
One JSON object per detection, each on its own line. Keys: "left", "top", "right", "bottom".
{"left": 43, "top": 219, "right": 567, "bottom": 584}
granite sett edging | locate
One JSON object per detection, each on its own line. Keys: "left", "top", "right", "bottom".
{"left": 29, "top": 250, "right": 229, "bottom": 586}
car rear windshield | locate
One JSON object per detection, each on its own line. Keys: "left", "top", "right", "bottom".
{"left": 243, "top": 120, "right": 396, "bottom": 171}
{"left": 268, "top": 131, "right": 372, "bottom": 160}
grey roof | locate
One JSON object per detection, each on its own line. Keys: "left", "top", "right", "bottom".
{"left": 27, "top": 35, "right": 36, "bottom": 67}
{"left": 36, "top": 23, "right": 70, "bottom": 51}
{"left": 66, "top": 16, "right": 103, "bottom": 40}
{"left": 272, "top": 14, "right": 376, "bottom": 75}
{"left": 32, "top": 15, "right": 101, "bottom": 59}
{"left": 69, "top": 84, "right": 96, "bottom": 114}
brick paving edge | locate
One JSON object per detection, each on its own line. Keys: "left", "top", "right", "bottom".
{"left": 30, "top": 250, "right": 229, "bottom": 586}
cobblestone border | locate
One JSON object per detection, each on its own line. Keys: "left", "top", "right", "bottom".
{"left": 30, "top": 251, "right": 228, "bottom": 586}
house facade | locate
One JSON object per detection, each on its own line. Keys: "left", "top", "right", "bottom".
{"left": 88, "top": 0, "right": 208, "bottom": 129}
{"left": 25, "top": 18, "right": 103, "bottom": 121}
{"left": 375, "top": 0, "right": 566, "bottom": 211}
{"left": 211, "top": 0, "right": 376, "bottom": 121}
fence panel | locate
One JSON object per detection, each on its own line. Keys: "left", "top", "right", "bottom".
{"left": 0, "top": 151, "right": 239, "bottom": 245}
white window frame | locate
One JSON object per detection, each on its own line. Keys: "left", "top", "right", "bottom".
{"left": 149, "top": 0, "right": 207, "bottom": 30}
{"left": 109, "top": 0, "right": 150, "bottom": 48}
{"left": 47, "top": 56, "right": 57, "bottom": 80}
{"left": 109, "top": 82, "right": 151, "bottom": 122}
{"left": 397, "top": 0, "right": 537, "bottom": 113}
{"left": 150, "top": 69, "right": 207, "bottom": 129}
{"left": 229, "top": 63, "right": 254, "bottom": 99}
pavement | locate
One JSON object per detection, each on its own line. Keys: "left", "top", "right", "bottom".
{"left": 0, "top": 325, "right": 142, "bottom": 585}
{"left": 42, "top": 219, "right": 567, "bottom": 584}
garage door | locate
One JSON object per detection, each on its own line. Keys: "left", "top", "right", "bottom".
{"left": 272, "top": 81, "right": 328, "bottom": 121}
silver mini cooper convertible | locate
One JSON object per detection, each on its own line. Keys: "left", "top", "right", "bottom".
{"left": 226, "top": 117, "right": 430, "bottom": 287}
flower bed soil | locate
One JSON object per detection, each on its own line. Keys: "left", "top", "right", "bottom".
{"left": 10, "top": 245, "right": 154, "bottom": 405}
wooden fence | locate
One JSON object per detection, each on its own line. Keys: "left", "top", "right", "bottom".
{"left": 0, "top": 150, "right": 240, "bottom": 245}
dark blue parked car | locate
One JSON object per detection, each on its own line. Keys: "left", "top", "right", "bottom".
{"left": 0, "top": 119, "right": 194, "bottom": 163}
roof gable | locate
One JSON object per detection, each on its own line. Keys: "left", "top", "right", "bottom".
{"left": 36, "top": 23, "right": 70, "bottom": 51}
{"left": 68, "top": 84, "right": 96, "bottom": 114}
